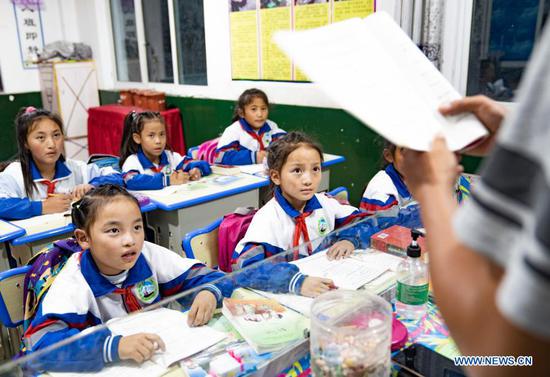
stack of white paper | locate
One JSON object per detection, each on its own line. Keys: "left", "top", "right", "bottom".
{"left": 274, "top": 11, "right": 487, "bottom": 151}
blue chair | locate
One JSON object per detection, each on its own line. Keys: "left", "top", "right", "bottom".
{"left": 327, "top": 186, "right": 349, "bottom": 204}
{"left": 0, "top": 265, "right": 30, "bottom": 358}
{"left": 182, "top": 218, "right": 223, "bottom": 268}
{"left": 87, "top": 154, "right": 121, "bottom": 172}
{"left": 187, "top": 146, "right": 199, "bottom": 159}
{"left": 0, "top": 265, "right": 30, "bottom": 328}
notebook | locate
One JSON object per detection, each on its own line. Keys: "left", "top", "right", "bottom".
{"left": 274, "top": 11, "right": 488, "bottom": 151}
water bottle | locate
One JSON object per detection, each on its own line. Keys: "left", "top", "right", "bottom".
{"left": 395, "top": 229, "right": 429, "bottom": 320}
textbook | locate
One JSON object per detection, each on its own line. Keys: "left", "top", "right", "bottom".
{"left": 210, "top": 164, "right": 242, "bottom": 176}
{"left": 222, "top": 293, "right": 309, "bottom": 354}
{"left": 274, "top": 11, "right": 488, "bottom": 151}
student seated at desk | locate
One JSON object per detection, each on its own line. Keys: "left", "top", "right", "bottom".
{"left": 360, "top": 139, "right": 414, "bottom": 214}
{"left": 214, "top": 88, "right": 286, "bottom": 165}
{"left": 232, "top": 132, "right": 364, "bottom": 297}
{"left": 120, "top": 111, "right": 211, "bottom": 190}
{"left": 21, "top": 185, "right": 232, "bottom": 372}
{"left": 0, "top": 107, "right": 122, "bottom": 220}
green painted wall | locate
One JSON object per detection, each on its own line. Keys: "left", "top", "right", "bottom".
{"left": 0, "top": 92, "right": 43, "bottom": 162}
{"left": 0, "top": 89, "right": 481, "bottom": 206}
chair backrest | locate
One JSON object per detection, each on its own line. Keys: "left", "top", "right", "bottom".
{"left": 0, "top": 266, "right": 31, "bottom": 328}
{"left": 327, "top": 186, "right": 349, "bottom": 205}
{"left": 87, "top": 154, "right": 121, "bottom": 172}
{"left": 187, "top": 146, "right": 199, "bottom": 159}
{"left": 196, "top": 137, "right": 220, "bottom": 164}
{"left": 182, "top": 218, "right": 222, "bottom": 268}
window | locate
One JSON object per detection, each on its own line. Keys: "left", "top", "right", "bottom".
{"left": 110, "top": 0, "right": 142, "bottom": 82}
{"left": 110, "top": 0, "right": 208, "bottom": 85}
{"left": 142, "top": 0, "right": 174, "bottom": 83}
{"left": 174, "top": 0, "right": 208, "bottom": 85}
{"left": 467, "top": 0, "right": 550, "bottom": 101}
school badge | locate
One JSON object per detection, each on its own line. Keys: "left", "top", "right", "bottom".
{"left": 318, "top": 217, "right": 329, "bottom": 235}
{"left": 134, "top": 277, "right": 159, "bottom": 304}
{"left": 263, "top": 133, "right": 272, "bottom": 146}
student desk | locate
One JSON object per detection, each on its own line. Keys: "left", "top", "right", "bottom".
{"left": 87, "top": 104, "right": 186, "bottom": 156}
{"left": 0, "top": 220, "right": 25, "bottom": 271}
{"left": 8, "top": 202, "right": 158, "bottom": 266}
{"left": 138, "top": 173, "right": 268, "bottom": 253}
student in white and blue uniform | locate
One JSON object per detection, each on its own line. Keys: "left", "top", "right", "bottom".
{"left": 119, "top": 111, "right": 211, "bottom": 190}
{"left": 0, "top": 107, "right": 122, "bottom": 220}
{"left": 215, "top": 88, "right": 286, "bottom": 165}
{"left": 22, "top": 186, "right": 232, "bottom": 372}
{"left": 360, "top": 141, "right": 413, "bottom": 213}
{"left": 232, "top": 132, "right": 364, "bottom": 297}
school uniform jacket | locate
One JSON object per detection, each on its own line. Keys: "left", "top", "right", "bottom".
{"left": 360, "top": 164, "right": 413, "bottom": 214}
{"left": 22, "top": 241, "right": 232, "bottom": 372}
{"left": 232, "top": 187, "right": 363, "bottom": 294}
{"left": 122, "top": 149, "right": 211, "bottom": 190}
{"left": 0, "top": 158, "right": 122, "bottom": 220}
{"left": 214, "top": 118, "right": 286, "bottom": 165}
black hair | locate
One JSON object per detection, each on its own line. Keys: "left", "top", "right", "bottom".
{"left": 71, "top": 184, "right": 140, "bottom": 233}
{"left": 266, "top": 131, "right": 324, "bottom": 195}
{"left": 379, "top": 137, "right": 397, "bottom": 169}
{"left": 119, "top": 111, "right": 166, "bottom": 168}
{"left": 231, "top": 88, "right": 270, "bottom": 122}
{"left": 15, "top": 107, "right": 64, "bottom": 198}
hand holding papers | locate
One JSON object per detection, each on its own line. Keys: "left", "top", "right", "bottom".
{"left": 274, "top": 11, "right": 488, "bottom": 151}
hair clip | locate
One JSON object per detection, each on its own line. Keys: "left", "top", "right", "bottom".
{"left": 25, "top": 106, "right": 37, "bottom": 114}
{"left": 72, "top": 199, "right": 83, "bottom": 211}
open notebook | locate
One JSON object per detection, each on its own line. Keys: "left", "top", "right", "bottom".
{"left": 254, "top": 249, "right": 403, "bottom": 316}
{"left": 49, "top": 308, "right": 226, "bottom": 377}
{"left": 274, "top": 11, "right": 488, "bottom": 151}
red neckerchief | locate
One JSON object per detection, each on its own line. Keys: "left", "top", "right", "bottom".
{"left": 242, "top": 126, "right": 266, "bottom": 151}
{"left": 113, "top": 287, "right": 142, "bottom": 313}
{"left": 39, "top": 180, "right": 57, "bottom": 194}
{"left": 293, "top": 212, "right": 312, "bottom": 260}
{"left": 149, "top": 165, "right": 166, "bottom": 173}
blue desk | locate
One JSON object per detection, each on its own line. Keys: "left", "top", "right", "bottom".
{"left": 136, "top": 173, "right": 268, "bottom": 253}
{"left": 0, "top": 220, "right": 25, "bottom": 271}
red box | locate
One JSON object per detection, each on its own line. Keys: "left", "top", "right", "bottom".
{"left": 371, "top": 225, "right": 427, "bottom": 261}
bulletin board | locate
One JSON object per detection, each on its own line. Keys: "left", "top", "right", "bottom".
{"left": 229, "top": 0, "right": 375, "bottom": 81}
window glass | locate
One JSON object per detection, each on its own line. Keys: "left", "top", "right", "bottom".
{"left": 110, "top": 0, "right": 142, "bottom": 82}
{"left": 467, "top": 0, "right": 550, "bottom": 101}
{"left": 142, "top": 0, "right": 174, "bottom": 83}
{"left": 174, "top": 0, "right": 208, "bottom": 85}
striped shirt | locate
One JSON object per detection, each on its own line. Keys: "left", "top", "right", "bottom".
{"left": 454, "top": 24, "right": 550, "bottom": 340}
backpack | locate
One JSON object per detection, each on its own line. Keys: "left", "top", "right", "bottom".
{"left": 22, "top": 238, "right": 82, "bottom": 335}
{"left": 217, "top": 207, "right": 257, "bottom": 272}
{"left": 197, "top": 137, "right": 220, "bottom": 164}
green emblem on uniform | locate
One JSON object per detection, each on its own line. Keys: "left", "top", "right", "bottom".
{"left": 134, "top": 277, "right": 158, "bottom": 304}
{"left": 318, "top": 217, "right": 329, "bottom": 235}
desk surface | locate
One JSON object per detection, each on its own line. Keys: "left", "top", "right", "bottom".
{"left": 0, "top": 220, "right": 25, "bottom": 243}
{"left": 135, "top": 173, "right": 268, "bottom": 211}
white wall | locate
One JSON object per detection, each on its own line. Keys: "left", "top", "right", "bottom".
{"left": 2, "top": 0, "right": 469, "bottom": 108}
{"left": 0, "top": 0, "right": 80, "bottom": 93}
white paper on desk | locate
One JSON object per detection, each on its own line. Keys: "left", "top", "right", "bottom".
{"left": 107, "top": 308, "right": 226, "bottom": 368}
{"left": 239, "top": 164, "right": 266, "bottom": 175}
{"left": 352, "top": 249, "right": 404, "bottom": 271}
{"left": 274, "top": 11, "right": 488, "bottom": 151}
{"left": 291, "top": 250, "right": 388, "bottom": 290}
{"left": 11, "top": 212, "right": 72, "bottom": 236}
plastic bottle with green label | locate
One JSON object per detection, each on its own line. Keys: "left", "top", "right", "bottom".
{"left": 395, "top": 229, "right": 429, "bottom": 320}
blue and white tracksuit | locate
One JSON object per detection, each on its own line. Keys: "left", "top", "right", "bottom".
{"left": 214, "top": 119, "right": 286, "bottom": 165}
{"left": 22, "top": 241, "right": 232, "bottom": 372}
{"left": 122, "top": 148, "right": 211, "bottom": 190}
{"left": 360, "top": 163, "right": 413, "bottom": 214}
{"left": 232, "top": 187, "right": 363, "bottom": 294}
{"left": 0, "top": 158, "right": 122, "bottom": 220}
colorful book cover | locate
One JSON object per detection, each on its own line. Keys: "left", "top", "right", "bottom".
{"left": 371, "top": 225, "right": 428, "bottom": 262}
{"left": 222, "top": 297, "right": 309, "bottom": 354}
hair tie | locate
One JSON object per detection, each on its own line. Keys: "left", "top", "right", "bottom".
{"left": 25, "top": 106, "right": 37, "bottom": 114}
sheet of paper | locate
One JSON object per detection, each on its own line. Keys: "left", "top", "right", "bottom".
{"left": 291, "top": 250, "right": 388, "bottom": 290}
{"left": 11, "top": 212, "right": 72, "bottom": 236}
{"left": 239, "top": 164, "right": 266, "bottom": 175}
{"left": 107, "top": 308, "right": 226, "bottom": 368}
{"left": 274, "top": 11, "right": 487, "bottom": 151}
